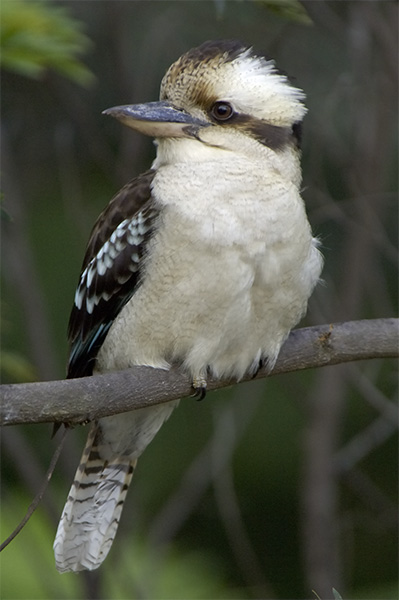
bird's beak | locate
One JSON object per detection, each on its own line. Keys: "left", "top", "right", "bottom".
{"left": 103, "top": 101, "right": 210, "bottom": 138}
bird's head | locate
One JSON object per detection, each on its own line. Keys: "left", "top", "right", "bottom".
{"left": 104, "top": 40, "right": 306, "bottom": 160}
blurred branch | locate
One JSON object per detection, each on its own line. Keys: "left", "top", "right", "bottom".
{"left": 211, "top": 398, "right": 275, "bottom": 598}
{"left": 341, "top": 467, "right": 398, "bottom": 530}
{"left": 148, "top": 389, "right": 259, "bottom": 545}
{"left": 334, "top": 412, "right": 397, "bottom": 474}
{"left": 301, "top": 2, "right": 398, "bottom": 594}
{"left": 1, "top": 319, "right": 397, "bottom": 427}
{"left": 1, "top": 130, "right": 60, "bottom": 381}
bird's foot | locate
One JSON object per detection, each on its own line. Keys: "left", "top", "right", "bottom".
{"left": 191, "top": 374, "right": 207, "bottom": 401}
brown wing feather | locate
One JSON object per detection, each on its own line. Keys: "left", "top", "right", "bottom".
{"left": 81, "top": 169, "right": 156, "bottom": 270}
{"left": 67, "top": 169, "right": 158, "bottom": 378}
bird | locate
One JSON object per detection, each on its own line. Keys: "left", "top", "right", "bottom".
{"left": 53, "top": 39, "right": 323, "bottom": 573}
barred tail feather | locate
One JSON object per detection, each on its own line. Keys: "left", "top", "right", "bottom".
{"left": 54, "top": 424, "right": 136, "bottom": 573}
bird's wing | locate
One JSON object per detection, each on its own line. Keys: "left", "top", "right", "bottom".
{"left": 67, "top": 169, "right": 158, "bottom": 378}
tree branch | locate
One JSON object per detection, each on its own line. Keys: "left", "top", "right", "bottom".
{"left": 1, "top": 319, "right": 397, "bottom": 427}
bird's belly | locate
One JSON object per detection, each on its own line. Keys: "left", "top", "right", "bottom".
{"left": 96, "top": 237, "right": 318, "bottom": 381}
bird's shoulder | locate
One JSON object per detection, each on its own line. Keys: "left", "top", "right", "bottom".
{"left": 80, "top": 169, "right": 156, "bottom": 270}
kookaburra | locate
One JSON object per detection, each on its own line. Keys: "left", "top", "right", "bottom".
{"left": 54, "top": 40, "right": 323, "bottom": 572}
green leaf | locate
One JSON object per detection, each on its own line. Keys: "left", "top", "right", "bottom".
{"left": 258, "top": 0, "right": 313, "bottom": 25}
{"left": 0, "top": 0, "right": 95, "bottom": 87}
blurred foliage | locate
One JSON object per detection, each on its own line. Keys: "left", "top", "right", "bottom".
{"left": 0, "top": 494, "right": 80, "bottom": 599}
{"left": 216, "top": 0, "right": 312, "bottom": 24}
{"left": 0, "top": 0, "right": 95, "bottom": 86}
{"left": 0, "top": 492, "right": 243, "bottom": 600}
{"left": 258, "top": 0, "right": 313, "bottom": 25}
{"left": 0, "top": 349, "right": 37, "bottom": 383}
{"left": 1, "top": 1, "right": 397, "bottom": 599}
{"left": 1, "top": 302, "right": 37, "bottom": 382}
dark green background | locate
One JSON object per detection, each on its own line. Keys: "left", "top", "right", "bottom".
{"left": 1, "top": 1, "right": 397, "bottom": 599}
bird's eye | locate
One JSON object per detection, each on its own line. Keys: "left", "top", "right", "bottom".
{"left": 211, "top": 101, "right": 234, "bottom": 122}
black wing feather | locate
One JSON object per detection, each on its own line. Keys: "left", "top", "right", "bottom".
{"left": 67, "top": 170, "right": 158, "bottom": 378}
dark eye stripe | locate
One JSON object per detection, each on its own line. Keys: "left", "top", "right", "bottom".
{"left": 239, "top": 116, "right": 294, "bottom": 150}
{"left": 208, "top": 109, "right": 299, "bottom": 151}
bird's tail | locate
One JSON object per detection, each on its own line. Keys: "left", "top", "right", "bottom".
{"left": 54, "top": 423, "right": 136, "bottom": 573}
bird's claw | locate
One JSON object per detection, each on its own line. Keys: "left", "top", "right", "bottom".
{"left": 191, "top": 375, "right": 207, "bottom": 401}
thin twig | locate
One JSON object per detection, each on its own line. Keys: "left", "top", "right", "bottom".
{"left": 0, "top": 426, "right": 68, "bottom": 552}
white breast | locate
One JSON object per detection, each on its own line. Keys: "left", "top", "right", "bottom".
{"left": 96, "top": 150, "right": 323, "bottom": 382}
